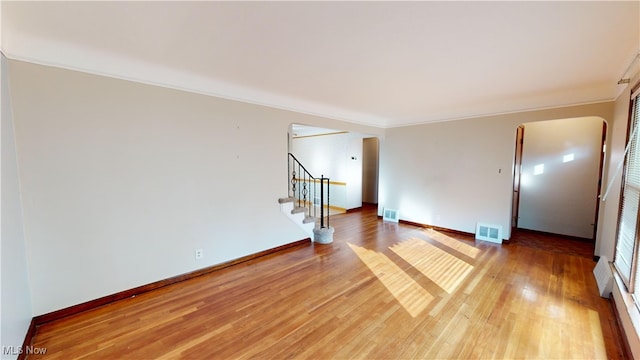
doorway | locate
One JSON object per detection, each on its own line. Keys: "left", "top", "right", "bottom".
{"left": 362, "top": 137, "right": 379, "bottom": 205}
{"left": 512, "top": 117, "right": 606, "bottom": 240}
{"left": 288, "top": 124, "right": 379, "bottom": 212}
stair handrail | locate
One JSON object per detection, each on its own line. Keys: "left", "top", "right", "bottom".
{"left": 288, "top": 153, "right": 330, "bottom": 229}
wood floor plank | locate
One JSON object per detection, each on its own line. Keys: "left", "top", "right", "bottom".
{"left": 27, "top": 205, "right": 626, "bottom": 359}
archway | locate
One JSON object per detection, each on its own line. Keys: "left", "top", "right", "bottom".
{"left": 512, "top": 117, "right": 607, "bottom": 240}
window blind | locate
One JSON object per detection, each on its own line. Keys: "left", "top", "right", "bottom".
{"left": 615, "top": 94, "right": 640, "bottom": 290}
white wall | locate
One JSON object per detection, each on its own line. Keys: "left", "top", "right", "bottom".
{"left": 7, "top": 60, "right": 381, "bottom": 316}
{"left": 379, "top": 102, "right": 614, "bottom": 240}
{"left": 1, "top": 54, "right": 33, "bottom": 360}
{"left": 517, "top": 117, "right": 604, "bottom": 239}
{"left": 291, "top": 131, "right": 363, "bottom": 210}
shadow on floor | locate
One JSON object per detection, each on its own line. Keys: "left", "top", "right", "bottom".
{"left": 508, "top": 229, "right": 595, "bottom": 259}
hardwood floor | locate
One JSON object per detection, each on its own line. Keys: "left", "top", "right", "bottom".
{"left": 509, "top": 230, "right": 596, "bottom": 260}
{"left": 28, "top": 206, "right": 625, "bottom": 359}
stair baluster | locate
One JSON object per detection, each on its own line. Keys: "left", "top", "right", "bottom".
{"left": 287, "top": 153, "right": 330, "bottom": 229}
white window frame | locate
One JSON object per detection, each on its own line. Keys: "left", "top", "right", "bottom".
{"left": 614, "top": 85, "right": 640, "bottom": 297}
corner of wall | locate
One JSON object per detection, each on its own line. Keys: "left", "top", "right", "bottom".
{"left": 1, "top": 53, "right": 34, "bottom": 359}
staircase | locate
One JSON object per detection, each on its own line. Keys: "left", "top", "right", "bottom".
{"left": 279, "top": 153, "right": 334, "bottom": 244}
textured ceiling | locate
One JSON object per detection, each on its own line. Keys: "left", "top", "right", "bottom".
{"left": 2, "top": 1, "right": 638, "bottom": 128}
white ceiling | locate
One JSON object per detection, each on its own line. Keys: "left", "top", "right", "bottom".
{"left": 2, "top": 1, "right": 638, "bottom": 128}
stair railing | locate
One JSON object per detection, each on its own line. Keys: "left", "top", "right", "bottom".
{"left": 288, "top": 153, "right": 330, "bottom": 229}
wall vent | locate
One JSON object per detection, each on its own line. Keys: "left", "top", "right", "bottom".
{"left": 593, "top": 256, "right": 613, "bottom": 298}
{"left": 383, "top": 208, "right": 399, "bottom": 222}
{"left": 314, "top": 197, "right": 321, "bottom": 206}
{"left": 475, "top": 223, "right": 503, "bottom": 244}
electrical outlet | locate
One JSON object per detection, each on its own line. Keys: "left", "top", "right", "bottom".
{"left": 195, "top": 248, "right": 204, "bottom": 260}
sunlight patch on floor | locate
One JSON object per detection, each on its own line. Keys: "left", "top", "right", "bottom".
{"left": 424, "top": 229, "right": 480, "bottom": 259}
{"left": 588, "top": 309, "right": 608, "bottom": 359}
{"left": 391, "top": 237, "right": 473, "bottom": 294}
{"left": 348, "top": 243, "right": 434, "bottom": 317}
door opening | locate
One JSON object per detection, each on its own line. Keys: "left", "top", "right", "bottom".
{"left": 362, "top": 137, "right": 379, "bottom": 206}
{"left": 511, "top": 117, "right": 606, "bottom": 241}
{"left": 512, "top": 125, "right": 524, "bottom": 229}
{"left": 288, "top": 124, "right": 379, "bottom": 213}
